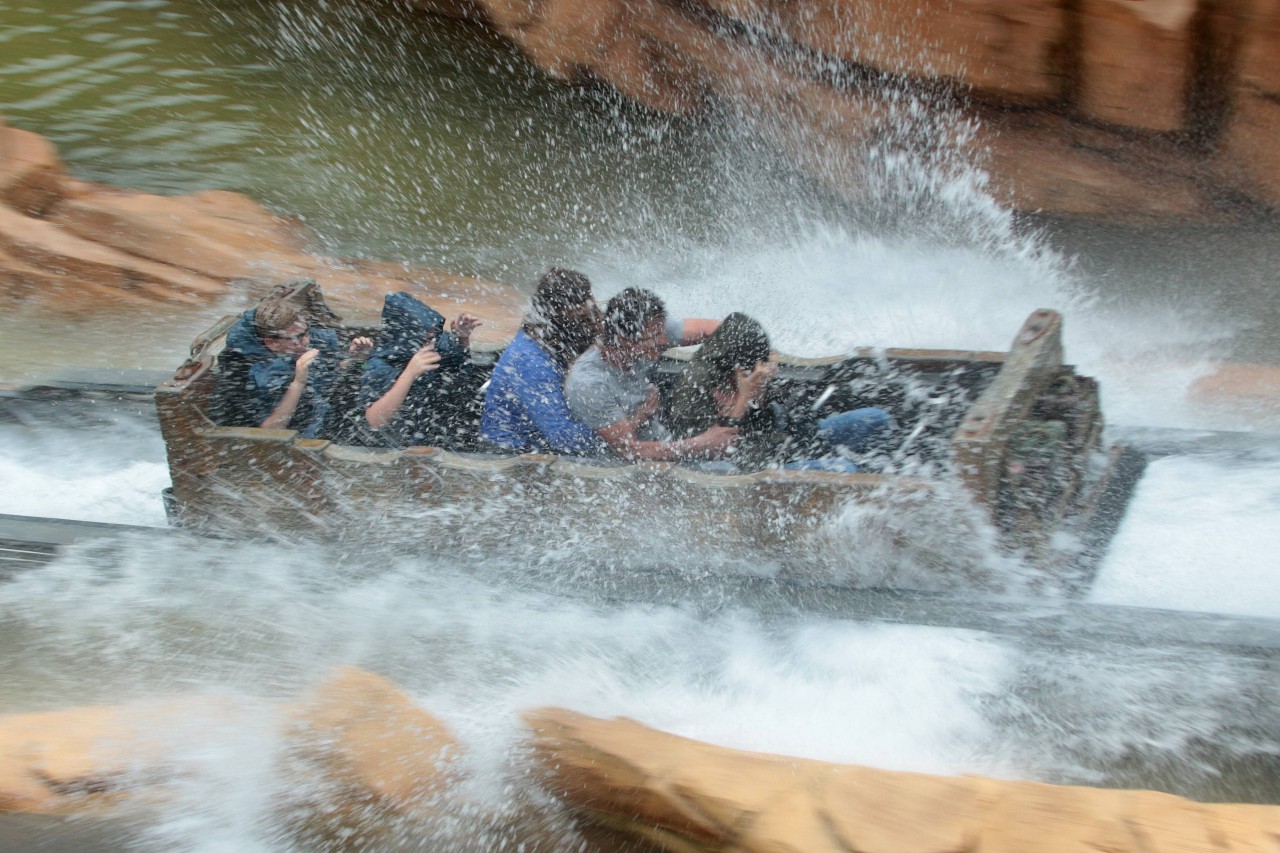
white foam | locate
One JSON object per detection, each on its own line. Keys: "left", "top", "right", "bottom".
{"left": 1090, "top": 451, "right": 1280, "bottom": 619}
{"left": 0, "top": 417, "right": 170, "bottom": 527}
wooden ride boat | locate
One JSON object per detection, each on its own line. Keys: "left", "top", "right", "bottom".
{"left": 154, "top": 297, "right": 1138, "bottom": 584}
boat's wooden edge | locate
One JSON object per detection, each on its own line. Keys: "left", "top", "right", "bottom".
{"left": 951, "top": 309, "right": 1065, "bottom": 508}
{"left": 154, "top": 308, "right": 1089, "bottom": 523}
{"left": 177, "top": 422, "right": 943, "bottom": 490}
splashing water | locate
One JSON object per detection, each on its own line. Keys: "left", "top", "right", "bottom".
{"left": 0, "top": 0, "right": 1278, "bottom": 848}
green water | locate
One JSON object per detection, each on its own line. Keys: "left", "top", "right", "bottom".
{"left": 2, "top": 0, "right": 1277, "bottom": 383}
{"left": 0, "top": 0, "right": 828, "bottom": 280}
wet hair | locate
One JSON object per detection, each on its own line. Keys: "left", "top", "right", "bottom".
{"left": 684, "top": 313, "right": 772, "bottom": 398}
{"left": 531, "top": 267, "right": 593, "bottom": 323}
{"left": 254, "top": 298, "right": 304, "bottom": 340}
{"left": 602, "top": 287, "right": 666, "bottom": 345}
{"left": 695, "top": 313, "right": 771, "bottom": 374}
{"left": 523, "top": 267, "right": 601, "bottom": 368}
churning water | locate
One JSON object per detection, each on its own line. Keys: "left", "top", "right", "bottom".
{"left": 1, "top": 0, "right": 1278, "bottom": 849}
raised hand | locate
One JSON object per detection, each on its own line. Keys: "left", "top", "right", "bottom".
{"left": 451, "top": 313, "right": 482, "bottom": 343}
{"left": 736, "top": 360, "right": 776, "bottom": 402}
{"left": 405, "top": 345, "right": 442, "bottom": 379}
{"left": 293, "top": 348, "right": 320, "bottom": 383}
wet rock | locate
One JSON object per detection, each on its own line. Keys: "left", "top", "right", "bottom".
{"left": 287, "top": 666, "right": 460, "bottom": 811}
{"left": 1192, "top": 361, "right": 1280, "bottom": 424}
{"left": 521, "top": 706, "right": 1280, "bottom": 852}
{"left": 0, "top": 123, "right": 62, "bottom": 217}
{"left": 0, "top": 114, "right": 525, "bottom": 337}
{"left": 0, "top": 667, "right": 458, "bottom": 817}
{"left": 414, "top": 0, "right": 1279, "bottom": 221}
{"left": 1218, "top": 0, "right": 1280, "bottom": 208}
{"left": 0, "top": 204, "right": 224, "bottom": 305}
{"left": 0, "top": 695, "right": 270, "bottom": 814}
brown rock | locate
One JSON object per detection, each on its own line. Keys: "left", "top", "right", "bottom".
{"left": 522, "top": 706, "right": 1280, "bottom": 853}
{"left": 0, "top": 204, "right": 225, "bottom": 304}
{"left": 707, "top": 0, "right": 1070, "bottom": 103}
{"left": 288, "top": 666, "right": 461, "bottom": 811}
{"left": 0, "top": 121, "right": 64, "bottom": 217}
{"left": 1218, "top": 0, "right": 1280, "bottom": 206}
{"left": 1076, "top": 0, "right": 1199, "bottom": 131}
{"left": 517, "top": 0, "right": 628, "bottom": 78}
{"left": 977, "top": 111, "right": 1216, "bottom": 220}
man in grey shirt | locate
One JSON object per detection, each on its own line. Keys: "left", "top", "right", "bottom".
{"left": 565, "top": 287, "right": 739, "bottom": 461}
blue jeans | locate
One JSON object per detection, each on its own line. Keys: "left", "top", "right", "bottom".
{"left": 783, "top": 407, "right": 894, "bottom": 473}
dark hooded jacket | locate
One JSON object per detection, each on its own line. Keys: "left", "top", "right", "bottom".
{"left": 210, "top": 308, "right": 341, "bottom": 436}
{"left": 357, "top": 292, "right": 473, "bottom": 447}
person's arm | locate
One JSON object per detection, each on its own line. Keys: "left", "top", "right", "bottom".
{"left": 261, "top": 349, "right": 318, "bottom": 429}
{"left": 595, "top": 419, "right": 739, "bottom": 462}
{"left": 518, "top": 356, "right": 605, "bottom": 455}
{"left": 364, "top": 347, "right": 440, "bottom": 429}
{"left": 672, "top": 317, "right": 721, "bottom": 346}
{"left": 594, "top": 387, "right": 738, "bottom": 461}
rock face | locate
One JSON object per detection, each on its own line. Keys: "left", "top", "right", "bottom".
{"left": 0, "top": 667, "right": 458, "bottom": 816}
{"left": 0, "top": 115, "right": 523, "bottom": 340}
{"left": 522, "top": 706, "right": 1280, "bottom": 853}
{"left": 411, "top": 0, "right": 1280, "bottom": 223}
{"left": 4, "top": 677, "right": 1279, "bottom": 848}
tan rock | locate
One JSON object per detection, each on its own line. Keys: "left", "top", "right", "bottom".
{"left": 707, "top": 0, "right": 1070, "bottom": 103}
{"left": 522, "top": 706, "right": 1280, "bottom": 853}
{"left": 819, "top": 765, "right": 991, "bottom": 853}
{"left": 0, "top": 667, "right": 461, "bottom": 819}
{"left": 1190, "top": 361, "right": 1280, "bottom": 422}
{"left": 288, "top": 666, "right": 461, "bottom": 811}
{"left": 49, "top": 191, "right": 311, "bottom": 282}
{"left": 0, "top": 695, "right": 263, "bottom": 814}
{"left": 0, "top": 204, "right": 225, "bottom": 304}
{"left": 0, "top": 121, "right": 64, "bottom": 217}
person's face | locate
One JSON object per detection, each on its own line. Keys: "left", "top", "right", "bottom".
{"left": 558, "top": 298, "right": 602, "bottom": 352}
{"left": 264, "top": 319, "right": 310, "bottom": 356}
{"left": 629, "top": 317, "right": 669, "bottom": 363}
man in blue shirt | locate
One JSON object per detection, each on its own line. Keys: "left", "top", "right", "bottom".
{"left": 481, "top": 268, "right": 606, "bottom": 455}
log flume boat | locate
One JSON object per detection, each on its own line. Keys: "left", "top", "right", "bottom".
{"left": 149, "top": 284, "right": 1142, "bottom": 588}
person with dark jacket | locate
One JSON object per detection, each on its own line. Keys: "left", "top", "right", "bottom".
{"left": 222, "top": 296, "right": 371, "bottom": 438}
{"left": 667, "top": 312, "right": 895, "bottom": 471}
{"left": 358, "top": 291, "right": 480, "bottom": 447}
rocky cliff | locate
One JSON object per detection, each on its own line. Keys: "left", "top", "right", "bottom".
{"left": 410, "top": 0, "right": 1280, "bottom": 223}
{"left": 3, "top": 671, "right": 1278, "bottom": 850}
{"left": 0, "top": 115, "right": 523, "bottom": 337}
